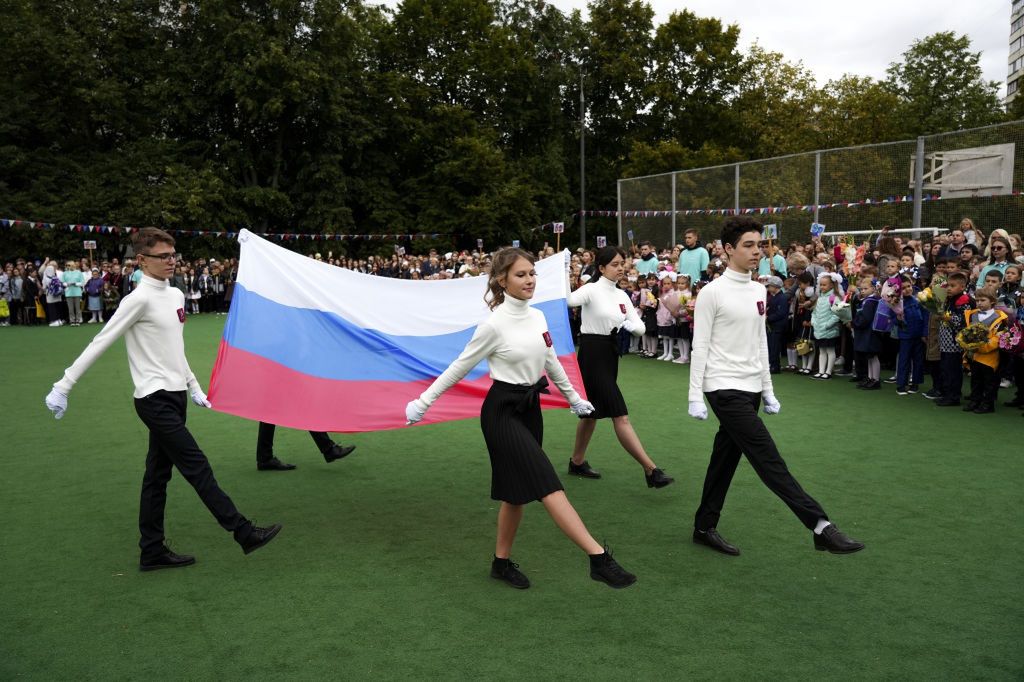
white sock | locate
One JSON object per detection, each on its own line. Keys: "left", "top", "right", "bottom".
{"left": 787, "top": 348, "right": 797, "bottom": 366}
{"left": 814, "top": 519, "right": 832, "bottom": 535}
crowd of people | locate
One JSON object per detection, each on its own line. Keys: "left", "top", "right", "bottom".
{"left": 0, "top": 256, "right": 239, "bottom": 326}
{"left": 6, "top": 218, "right": 1024, "bottom": 418}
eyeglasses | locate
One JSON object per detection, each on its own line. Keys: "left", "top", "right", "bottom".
{"left": 140, "top": 252, "right": 178, "bottom": 263}
{"left": 991, "top": 245, "right": 1006, "bottom": 251}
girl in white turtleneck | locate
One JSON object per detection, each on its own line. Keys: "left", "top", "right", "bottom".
{"left": 565, "top": 246, "right": 675, "bottom": 489}
{"left": 404, "top": 247, "right": 635, "bottom": 590}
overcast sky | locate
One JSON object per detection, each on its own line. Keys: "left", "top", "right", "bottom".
{"left": 547, "top": 0, "right": 1012, "bottom": 96}
{"left": 377, "top": 0, "right": 1012, "bottom": 96}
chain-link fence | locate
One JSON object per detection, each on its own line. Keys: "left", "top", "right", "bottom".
{"left": 616, "top": 120, "right": 1024, "bottom": 249}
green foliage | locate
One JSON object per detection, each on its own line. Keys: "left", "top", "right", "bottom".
{"left": 0, "top": 3, "right": 1010, "bottom": 256}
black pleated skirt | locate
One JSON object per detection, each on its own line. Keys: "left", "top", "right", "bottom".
{"left": 577, "top": 333, "right": 629, "bottom": 420}
{"left": 480, "top": 380, "right": 564, "bottom": 505}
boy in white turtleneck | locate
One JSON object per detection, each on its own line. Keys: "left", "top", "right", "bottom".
{"left": 687, "top": 217, "right": 865, "bottom": 557}
{"left": 44, "top": 228, "right": 281, "bottom": 571}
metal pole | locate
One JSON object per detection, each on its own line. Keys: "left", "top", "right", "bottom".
{"left": 616, "top": 180, "right": 623, "bottom": 245}
{"left": 734, "top": 164, "right": 740, "bottom": 213}
{"left": 912, "top": 136, "right": 925, "bottom": 231}
{"left": 813, "top": 152, "right": 821, "bottom": 225}
{"left": 670, "top": 172, "right": 677, "bottom": 246}
{"left": 579, "top": 69, "right": 586, "bottom": 249}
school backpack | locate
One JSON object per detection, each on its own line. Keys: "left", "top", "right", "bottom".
{"left": 46, "top": 276, "right": 63, "bottom": 298}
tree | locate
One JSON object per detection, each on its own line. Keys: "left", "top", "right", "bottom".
{"left": 646, "top": 10, "right": 743, "bottom": 150}
{"left": 885, "top": 31, "right": 1003, "bottom": 136}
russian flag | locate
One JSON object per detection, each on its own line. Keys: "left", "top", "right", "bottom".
{"left": 208, "top": 230, "right": 585, "bottom": 432}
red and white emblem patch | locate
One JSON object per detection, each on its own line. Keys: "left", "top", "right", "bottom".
{"left": 176, "top": 308, "right": 186, "bottom": 323}
{"left": 542, "top": 331, "right": 553, "bottom": 347}
{"left": 619, "top": 303, "right": 627, "bottom": 314}
{"left": 757, "top": 301, "right": 765, "bottom": 315}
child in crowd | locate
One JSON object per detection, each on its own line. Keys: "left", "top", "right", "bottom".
{"left": 852, "top": 276, "right": 883, "bottom": 390}
{"left": 810, "top": 272, "right": 843, "bottom": 379}
{"left": 782, "top": 275, "right": 799, "bottom": 371}
{"left": 794, "top": 271, "right": 816, "bottom": 374}
{"left": 765, "top": 276, "right": 788, "bottom": 374}
{"left": 895, "top": 275, "right": 928, "bottom": 395}
{"left": 673, "top": 275, "right": 693, "bottom": 363}
{"left": 656, "top": 272, "right": 679, "bottom": 361}
{"left": 638, "top": 273, "right": 660, "bottom": 357}
{"left": 84, "top": 268, "right": 104, "bottom": 323}
{"left": 936, "top": 272, "right": 973, "bottom": 407}
{"left": 961, "top": 288, "right": 1009, "bottom": 413}
{"left": 1002, "top": 265, "right": 1022, "bottom": 313}
{"left": 898, "top": 252, "right": 920, "bottom": 284}
{"left": 101, "top": 280, "right": 120, "bottom": 320}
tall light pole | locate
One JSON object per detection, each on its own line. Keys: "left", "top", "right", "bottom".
{"left": 579, "top": 51, "right": 587, "bottom": 249}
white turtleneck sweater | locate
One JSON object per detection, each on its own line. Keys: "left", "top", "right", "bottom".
{"left": 54, "top": 273, "right": 200, "bottom": 399}
{"left": 418, "top": 295, "right": 581, "bottom": 407}
{"left": 566, "top": 275, "right": 644, "bottom": 336}
{"left": 688, "top": 267, "right": 773, "bottom": 402}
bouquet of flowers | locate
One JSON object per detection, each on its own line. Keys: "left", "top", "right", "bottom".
{"left": 880, "top": 277, "right": 903, "bottom": 317}
{"left": 915, "top": 277, "right": 949, "bottom": 316}
{"left": 830, "top": 299, "right": 853, "bottom": 323}
{"left": 998, "top": 320, "right": 1024, "bottom": 355}
{"left": 957, "top": 323, "right": 992, "bottom": 352}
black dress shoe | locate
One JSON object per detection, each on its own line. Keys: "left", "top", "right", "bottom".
{"left": 589, "top": 546, "right": 636, "bottom": 589}
{"left": 235, "top": 522, "right": 283, "bottom": 555}
{"left": 140, "top": 549, "right": 196, "bottom": 572}
{"left": 645, "top": 467, "right": 674, "bottom": 488}
{"left": 861, "top": 380, "right": 881, "bottom": 390}
{"left": 935, "top": 398, "right": 960, "bottom": 406}
{"left": 568, "top": 459, "right": 601, "bottom": 479}
{"left": 491, "top": 556, "right": 530, "bottom": 589}
{"left": 814, "top": 525, "right": 865, "bottom": 554}
{"left": 1002, "top": 398, "right": 1024, "bottom": 407}
{"left": 692, "top": 528, "right": 740, "bottom": 556}
{"left": 324, "top": 444, "right": 356, "bottom": 462}
{"left": 973, "top": 404, "right": 994, "bottom": 414}
{"left": 962, "top": 401, "right": 978, "bottom": 412}
{"left": 257, "top": 457, "right": 296, "bottom": 471}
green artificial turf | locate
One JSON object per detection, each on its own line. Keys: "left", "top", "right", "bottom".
{"left": 1, "top": 315, "right": 1021, "bottom": 679}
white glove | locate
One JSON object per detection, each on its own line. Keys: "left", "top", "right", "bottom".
{"left": 622, "top": 318, "right": 643, "bottom": 334}
{"left": 570, "top": 399, "right": 595, "bottom": 417}
{"left": 405, "top": 399, "right": 427, "bottom": 425}
{"left": 191, "top": 387, "right": 212, "bottom": 408}
{"left": 45, "top": 388, "right": 68, "bottom": 420}
{"left": 763, "top": 393, "right": 781, "bottom": 415}
{"left": 688, "top": 400, "right": 708, "bottom": 420}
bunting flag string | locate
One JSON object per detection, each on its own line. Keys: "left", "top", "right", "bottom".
{"left": 0, "top": 218, "right": 448, "bottom": 241}
{"left": 578, "top": 190, "right": 1023, "bottom": 219}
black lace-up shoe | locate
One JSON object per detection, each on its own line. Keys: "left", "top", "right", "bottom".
{"left": 490, "top": 556, "right": 530, "bottom": 589}
{"left": 692, "top": 528, "right": 740, "bottom": 556}
{"left": 140, "top": 547, "right": 196, "bottom": 572}
{"left": 813, "top": 525, "right": 865, "bottom": 554}
{"left": 235, "top": 522, "right": 283, "bottom": 555}
{"left": 589, "top": 546, "right": 636, "bottom": 589}
{"left": 324, "top": 444, "right": 356, "bottom": 462}
{"left": 257, "top": 457, "right": 296, "bottom": 471}
{"left": 568, "top": 459, "right": 601, "bottom": 479}
{"left": 645, "top": 467, "right": 674, "bottom": 488}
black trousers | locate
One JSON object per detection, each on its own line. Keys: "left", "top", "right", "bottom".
{"left": 695, "top": 390, "right": 827, "bottom": 532}
{"left": 939, "top": 351, "right": 964, "bottom": 402}
{"left": 134, "top": 390, "right": 247, "bottom": 559}
{"left": 256, "top": 422, "right": 333, "bottom": 464}
{"left": 968, "top": 361, "right": 999, "bottom": 406}
{"left": 767, "top": 331, "right": 783, "bottom": 372}
{"left": 853, "top": 351, "right": 870, "bottom": 381}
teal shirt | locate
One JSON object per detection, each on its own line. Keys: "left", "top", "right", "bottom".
{"left": 677, "top": 247, "right": 709, "bottom": 284}
{"left": 758, "top": 255, "right": 788, "bottom": 277}
{"left": 61, "top": 270, "right": 85, "bottom": 297}
{"left": 976, "top": 262, "right": 1009, "bottom": 289}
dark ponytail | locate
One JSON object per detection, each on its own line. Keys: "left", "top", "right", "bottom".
{"left": 486, "top": 247, "right": 536, "bottom": 310}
